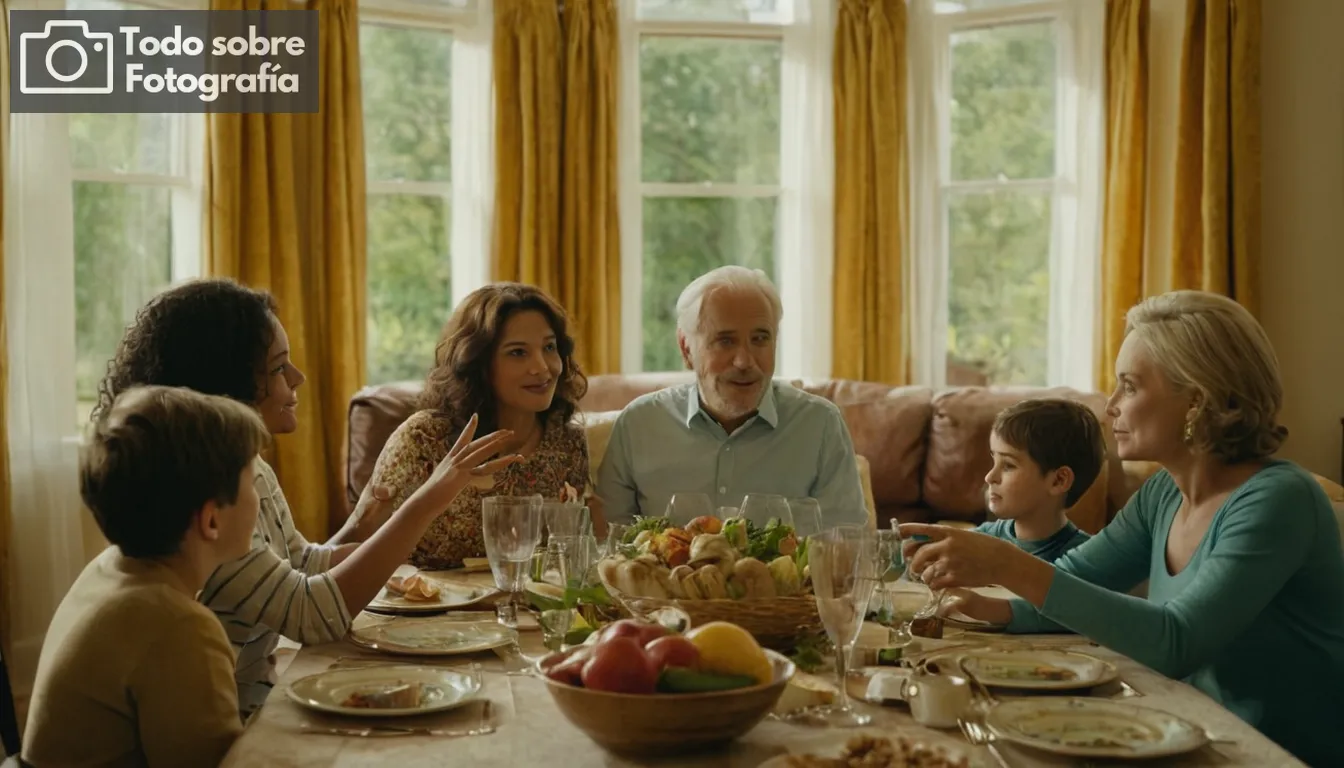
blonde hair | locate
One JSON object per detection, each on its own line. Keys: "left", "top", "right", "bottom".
{"left": 1124, "top": 291, "right": 1287, "bottom": 463}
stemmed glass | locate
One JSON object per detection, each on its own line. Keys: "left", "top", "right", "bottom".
{"left": 482, "top": 495, "right": 544, "bottom": 629}
{"left": 541, "top": 500, "right": 590, "bottom": 541}
{"left": 665, "top": 493, "right": 714, "bottom": 527}
{"left": 786, "top": 497, "right": 824, "bottom": 538}
{"left": 874, "top": 526, "right": 914, "bottom": 648}
{"left": 740, "top": 493, "right": 794, "bottom": 529}
{"left": 808, "top": 525, "right": 879, "bottom": 727}
{"left": 535, "top": 539, "right": 573, "bottom": 651}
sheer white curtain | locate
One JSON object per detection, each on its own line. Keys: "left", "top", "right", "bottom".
{"left": 777, "top": 0, "right": 835, "bottom": 379}
{"left": 449, "top": 0, "right": 494, "bottom": 305}
{"left": 5, "top": 109, "right": 86, "bottom": 694}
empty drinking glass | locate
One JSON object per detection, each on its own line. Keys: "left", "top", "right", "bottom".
{"left": 542, "top": 500, "right": 590, "bottom": 540}
{"left": 536, "top": 539, "right": 573, "bottom": 651}
{"left": 786, "top": 497, "right": 824, "bottom": 538}
{"left": 874, "top": 526, "right": 914, "bottom": 648}
{"left": 482, "top": 495, "right": 544, "bottom": 628}
{"left": 665, "top": 493, "right": 714, "bottom": 527}
{"left": 740, "top": 493, "right": 793, "bottom": 529}
{"left": 809, "top": 525, "right": 879, "bottom": 727}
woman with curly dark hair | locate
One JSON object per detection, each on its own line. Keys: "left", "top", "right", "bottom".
{"left": 93, "top": 278, "right": 522, "bottom": 718}
{"left": 363, "top": 282, "right": 595, "bottom": 569}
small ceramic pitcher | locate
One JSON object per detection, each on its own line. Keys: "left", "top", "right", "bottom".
{"left": 900, "top": 668, "right": 974, "bottom": 729}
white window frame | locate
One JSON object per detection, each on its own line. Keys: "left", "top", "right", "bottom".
{"left": 359, "top": 0, "right": 493, "bottom": 318}
{"left": 908, "top": 0, "right": 1103, "bottom": 390}
{"left": 618, "top": 0, "right": 834, "bottom": 378}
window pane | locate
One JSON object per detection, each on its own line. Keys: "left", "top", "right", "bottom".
{"left": 360, "top": 24, "right": 452, "bottom": 183}
{"left": 950, "top": 22, "right": 1056, "bottom": 181}
{"left": 74, "top": 182, "right": 173, "bottom": 407}
{"left": 637, "top": 0, "right": 790, "bottom": 23}
{"left": 946, "top": 189, "right": 1050, "bottom": 386}
{"left": 366, "top": 193, "right": 451, "bottom": 384}
{"left": 640, "top": 37, "right": 780, "bottom": 185}
{"left": 641, "top": 196, "right": 776, "bottom": 371}
{"left": 69, "top": 114, "right": 172, "bottom": 174}
{"left": 937, "top": 0, "right": 1046, "bottom": 12}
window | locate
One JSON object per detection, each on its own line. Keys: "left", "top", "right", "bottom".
{"left": 909, "top": 0, "right": 1103, "bottom": 388}
{"left": 360, "top": 0, "right": 490, "bottom": 385}
{"left": 70, "top": 111, "right": 202, "bottom": 423}
{"left": 621, "top": 0, "right": 830, "bottom": 376}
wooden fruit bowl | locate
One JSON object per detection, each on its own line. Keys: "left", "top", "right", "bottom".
{"left": 539, "top": 649, "right": 796, "bottom": 757}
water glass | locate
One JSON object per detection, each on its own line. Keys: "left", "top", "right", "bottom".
{"left": 542, "top": 501, "right": 591, "bottom": 541}
{"left": 787, "top": 497, "right": 824, "bottom": 538}
{"left": 665, "top": 493, "right": 714, "bottom": 527}
{"left": 536, "top": 539, "right": 573, "bottom": 651}
{"left": 808, "top": 525, "right": 879, "bottom": 727}
{"left": 740, "top": 493, "right": 793, "bottom": 529}
{"left": 874, "top": 527, "right": 914, "bottom": 648}
{"left": 482, "top": 495, "right": 543, "bottom": 629}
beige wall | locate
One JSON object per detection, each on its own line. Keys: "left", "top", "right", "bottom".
{"left": 1145, "top": 0, "right": 1344, "bottom": 482}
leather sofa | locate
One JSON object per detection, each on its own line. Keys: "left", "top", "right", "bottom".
{"left": 344, "top": 372, "right": 1140, "bottom": 535}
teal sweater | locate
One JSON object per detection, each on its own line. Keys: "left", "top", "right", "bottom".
{"left": 1008, "top": 460, "right": 1344, "bottom": 766}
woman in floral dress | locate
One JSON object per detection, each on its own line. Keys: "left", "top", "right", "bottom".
{"left": 364, "top": 283, "right": 594, "bottom": 569}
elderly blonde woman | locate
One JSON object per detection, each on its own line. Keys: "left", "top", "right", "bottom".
{"left": 902, "top": 291, "right": 1344, "bottom": 766}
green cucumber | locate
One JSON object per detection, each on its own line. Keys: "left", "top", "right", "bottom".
{"left": 657, "top": 667, "right": 757, "bottom": 693}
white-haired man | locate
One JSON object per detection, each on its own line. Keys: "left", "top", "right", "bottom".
{"left": 596, "top": 266, "right": 867, "bottom": 528}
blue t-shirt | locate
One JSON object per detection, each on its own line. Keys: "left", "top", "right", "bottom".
{"left": 973, "top": 518, "right": 1090, "bottom": 563}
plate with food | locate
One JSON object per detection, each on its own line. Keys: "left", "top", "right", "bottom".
{"left": 954, "top": 648, "right": 1116, "bottom": 691}
{"left": 367, "top": 572, "right": 498, "bottom": 614}
{"left": 756, "top": 733, "right": 980, "bottom": 768}
{"left": 286, "top": 664, "right": 481, "bottom": 717}
{"left": 984, "top": 698, "right": 1210, "bottom": 758}
{"left": 348, "top": 618, "right": 514, "bottom": 656}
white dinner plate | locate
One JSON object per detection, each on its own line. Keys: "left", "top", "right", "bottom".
{"left": 754, "top": 730, "right": 984, "bottom": 768}
{"left": 984, "top": 698, "right": 1210, "bottom": 759}
{"left": 955, "top": 648, "right": 1117, "bottom": 691}
{"left": 367, "top": 578, "right": 498, "bottom": 614}
{"left": 286, "top": 664, "right": 481, "bottom": 718}
{"left": 348, "top": 618, "right": 514, "bottom": 656}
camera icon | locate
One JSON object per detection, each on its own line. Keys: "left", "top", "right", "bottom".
{"left": 19, "top": 20, "right": 114, "bottom": 95}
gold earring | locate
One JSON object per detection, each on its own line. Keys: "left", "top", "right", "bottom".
{"left": 1183, "top": 420, "right": 1194, "bottom": 445}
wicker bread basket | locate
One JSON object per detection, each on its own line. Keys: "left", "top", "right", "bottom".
{"left": 606, "top": 587, "right": 822, "bottom": 650}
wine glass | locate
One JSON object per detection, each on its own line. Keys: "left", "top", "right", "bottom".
{"left": 786, "top": 497, "right": 824, "bottom": 538}
{"left": 665, "top": 493, "right": 714, "bottom": 527}
{"left": 482, "top": 495, "right": 544, "bottom": 629}
{"left": 740, "top": 493, "right": 793, "bottom": 529}
{"left": 808, "top": 525, "right": 879, "bottom": 727}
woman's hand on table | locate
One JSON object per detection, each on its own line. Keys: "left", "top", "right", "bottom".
{"left": 938, "top": 587, "right": 1014, "bottom": 626}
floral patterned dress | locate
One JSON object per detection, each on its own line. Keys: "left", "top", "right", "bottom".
{"left": 368, "top": 409, "right": 590, "bottom": 569}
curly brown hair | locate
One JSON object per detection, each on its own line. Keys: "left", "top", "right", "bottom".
{"left": 91, "top": 279, "right": 279, "bottom": 425}
{"left": 420, "top": 283, "right": 587, "bottom": 435}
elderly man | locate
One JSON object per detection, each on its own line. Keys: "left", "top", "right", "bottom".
{"left": 596, "top": 266, "right": 867, "bottom": 528}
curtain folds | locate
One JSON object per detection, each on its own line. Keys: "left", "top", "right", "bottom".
{"left": 1169, "top": 0, "right": 1262, "bottom": 313}
{"left": 1096, "top": 0, "right": 1149, "bottom": 389}
{"left": 204, "top": 0, "right": 366, "bottom": 540}
{"left": 831, "top": 0, "right": 908, "bottom": 385}
{"left": 492, "top": 0, "right": 620, "bottom": 374}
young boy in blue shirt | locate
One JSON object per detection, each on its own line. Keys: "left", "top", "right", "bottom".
{"left": 975, "top": 398, "right": 1106, "bottom": 563}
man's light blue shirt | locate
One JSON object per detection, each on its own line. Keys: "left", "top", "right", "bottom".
{"left": 595, "top": 381, "right": 867, "bottom": 528}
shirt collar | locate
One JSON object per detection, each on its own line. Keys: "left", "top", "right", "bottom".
{"left": 685, "top": 381, "right": 779, "bottom": 429}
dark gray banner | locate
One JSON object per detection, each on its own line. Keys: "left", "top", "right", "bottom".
{"left": 9, "top": 9, "right": 318, "bottom": 113}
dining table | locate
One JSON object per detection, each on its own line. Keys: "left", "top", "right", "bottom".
{"left": 220, "top": 568, "right": 1304, "bottom": 768}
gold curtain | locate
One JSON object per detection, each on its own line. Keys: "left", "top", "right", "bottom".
{"left": 493, "top": 0, "right": 621, "bottom": 374}
{"left": 0, "top": 0, "right": 11, "bottom": 663}
{"left": 205, "top": 0, "right": 366, "bottom": 540}
{"left": 832, "top": 0, "right": 908, "bottom": 385}
{"left": 1169, "top": 0, "right": 1261, "bottom": 313}
{"left": 1096, "top": 0, "right": 1149, "bottom": 389}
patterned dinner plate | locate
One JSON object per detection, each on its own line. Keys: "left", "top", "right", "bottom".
{"left": 956, "top": 648, "right": 1117, "bottom": 691}
{"left": 349, "top": 618, "right": 514, "bottom": 656}
{"left": 984, "top": 698, "right": 1210, "bottom": 759}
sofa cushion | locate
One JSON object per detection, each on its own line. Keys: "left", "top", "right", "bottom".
{"left": 838, "top": 392, "right": 932, "bottom": 507}
{"left": 345, "top": 381, "right": 422, "bottom": 511}
{"left": 922, "top": 387, "right": 1115, "bottom": 520}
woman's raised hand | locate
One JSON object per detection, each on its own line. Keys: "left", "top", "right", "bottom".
{"left": 897, "top": 523, "right": 1020, "bottom": 591}
{"left": 418, "top": 414, "right": 525, "bottom": 508}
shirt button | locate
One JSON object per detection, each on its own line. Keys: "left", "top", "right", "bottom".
{"left": 719, "top": 486, "right": 727, "bottom": 494}
{"left": 725, "top": 446, "right": 731, "bottom": 452}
